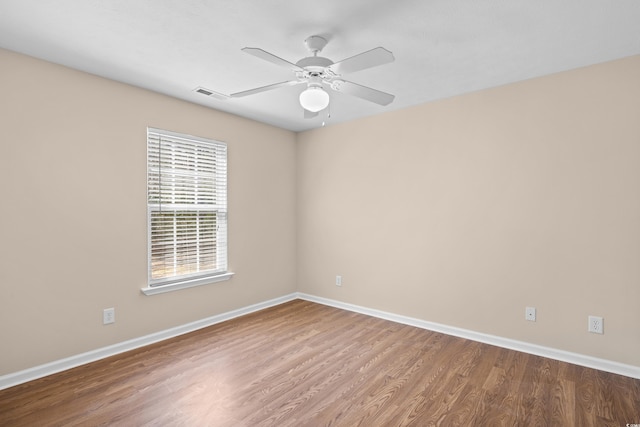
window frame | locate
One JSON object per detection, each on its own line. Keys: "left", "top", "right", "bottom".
{"left": 142, "top": 127, "right": 233, "bottom": 295}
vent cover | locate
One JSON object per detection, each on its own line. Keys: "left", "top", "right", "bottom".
{"left": 193, "top": 87, "right": 228, "bottom": 101}
{"left": 195, "top": 87, "right": 214, "bottom": 96}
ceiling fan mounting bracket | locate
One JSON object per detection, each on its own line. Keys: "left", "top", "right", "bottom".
{"left": 304, "top": 35, "right": 328, "bottom": 55}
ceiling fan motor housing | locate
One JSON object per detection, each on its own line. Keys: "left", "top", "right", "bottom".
{"left": 298, "top": 36, "right": 334, "bottom": 78}
{"left": 296, "top": 56, "right": 334, "bottom": 70}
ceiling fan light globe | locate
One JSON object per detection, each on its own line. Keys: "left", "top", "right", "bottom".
{"left": 299, "top": 87, "right": 329, "bottom": 112}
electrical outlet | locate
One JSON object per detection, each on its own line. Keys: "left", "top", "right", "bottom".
{"left": 336, "top": 275, "right": 342, "bottom": 287}
{"left": 588, "top": 315, "right": 603, "bottom": 334}
{"left": 103, "top": 307, "right": 115, "bottom": 325}
{"left": 525, "top": 307, "right": 536, "bottom": 322}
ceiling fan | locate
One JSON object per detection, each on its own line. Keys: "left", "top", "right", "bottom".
{"left": 230, "top": 35, "right": 395, "bottom": 117}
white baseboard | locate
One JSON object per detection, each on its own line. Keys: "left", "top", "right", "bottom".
{"left": 2, "top": 291, "right": 638, "bottom": 391}
{"left": 297, "top": 293, "right": 640, "bottom": 380}
{"left": 0, "top": 293, "right": 298, "bottom": 391}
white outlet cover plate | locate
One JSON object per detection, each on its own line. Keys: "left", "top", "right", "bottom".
{"left": 588, "top": 315, "right": 603, "bottom": 334}
{"left": 103, "top": 308, "right": 115, "bottom": 325}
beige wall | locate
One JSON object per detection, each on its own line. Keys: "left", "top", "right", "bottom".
{"left": 297, "top": 55, "right": 640, "bottom": 366}
{"left": 0, "top": 48, "right": 297, "bottom": 375}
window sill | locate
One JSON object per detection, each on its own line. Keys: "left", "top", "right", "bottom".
{"left": 141, "top": 272, "right": 234, "bottom": 296}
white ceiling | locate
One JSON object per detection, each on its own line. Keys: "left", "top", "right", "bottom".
{"left": 1, "top": 0, "right": 639, "bottom": 132}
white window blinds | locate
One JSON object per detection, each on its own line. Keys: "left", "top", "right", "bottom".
{"left": 147, "top": 128, "right": 228, "bottom": 287}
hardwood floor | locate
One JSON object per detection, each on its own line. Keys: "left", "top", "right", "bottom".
{"left": 1, "top": 299, "right": 639, "bottom": 426}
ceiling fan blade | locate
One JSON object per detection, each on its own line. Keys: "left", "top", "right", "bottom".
{"left": 329, "top": 47, "right": 394, "bottom": 75}
{"left": 230, "top": 80, "right": 302, "bottom": 98}
{"left": 242, "top": 47, "right": 303, "bottom": 71}
{"left": 331, "top": 80, "right": 395, "bottom": 106}
{"left": 304, "top": 109, "right": 319, "bottom": 119}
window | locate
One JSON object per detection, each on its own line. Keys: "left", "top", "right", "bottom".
{"left": 145, "top": 128, "right": 231, "bottom": 294}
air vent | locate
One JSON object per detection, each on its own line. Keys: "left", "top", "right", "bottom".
{"left": 195, "top": 87, "right": 214, "bottom": 96}
{"left": 193, "top": 87, "right": 228, "bottom": 101}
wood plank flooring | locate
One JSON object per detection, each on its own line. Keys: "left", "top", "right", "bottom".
{"left": 1, "top": 299, "right": 639, "bottom": 426}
